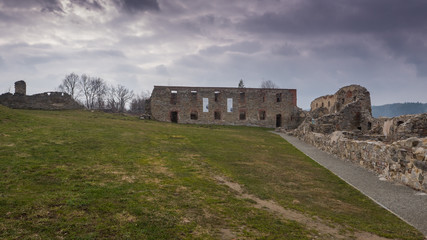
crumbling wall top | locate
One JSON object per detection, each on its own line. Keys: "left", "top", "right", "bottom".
{"left": 14, "top": 80, "right": 26, "bottom": 96}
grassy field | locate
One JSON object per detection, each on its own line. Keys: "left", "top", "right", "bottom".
{"left": 0, "top": 106, "right": 423, "bottom": 239}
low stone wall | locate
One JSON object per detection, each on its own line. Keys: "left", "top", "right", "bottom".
{"left": 288, "top": 128, "right": 427, "bottom": 192}
{"left": 0, "top": 92, "right": 83, "bottom": 110}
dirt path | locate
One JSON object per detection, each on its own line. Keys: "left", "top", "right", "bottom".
{"left": 214, "top": 175, "right": 392, "bottom": 240}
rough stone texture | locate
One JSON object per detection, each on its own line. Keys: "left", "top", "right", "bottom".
{"left": 0, "top": 81, "right": 83, "bottom": 110}
{"left": 14, "top": 80, "right": 26, "bottom": 96}
{"left": 380, "top": 113, "right": 427, "bottom": 142}
{"left": 285, "top": 84, "right": 427, "bottom": 192}
{"left": 151, "top": 86, "right": 305, "bottom": 128}
{"left": 311, "top": 84, "right": 372, "bottom": 116}
{"left": 307, "top": 85, "right": 374, "bottom": 134}
{"left": 287, "top": 128, "right": 427, "bottom": 192}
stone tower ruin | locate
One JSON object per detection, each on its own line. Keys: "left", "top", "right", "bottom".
{"left": 14, "top": 80, "right": 26, "bottom": 96}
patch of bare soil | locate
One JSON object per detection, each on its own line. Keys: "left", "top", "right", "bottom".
{"left": 214, "top": 176, "right": 393, "bottom": 240}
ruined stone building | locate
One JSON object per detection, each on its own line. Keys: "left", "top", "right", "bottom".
{"left": 0, "top": 81, "right": 82, "bottom": 110}
{"left": 285, "top": 84, "right": 427, "bottom": 192}
{"left": 307, "top": 85, "right": 373, "bottom": 133}
{"left": 151, "top": 86, "right": 304, "bottom": 128}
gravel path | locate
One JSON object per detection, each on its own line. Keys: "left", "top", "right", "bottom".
{"left": 274, "top": 132, "right": 427, "bottom": 237}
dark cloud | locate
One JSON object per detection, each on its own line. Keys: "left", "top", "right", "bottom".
{"left": 312, "top": 42, "right": 374, "bottom": 60}
{"left": 273, "top": 44, "right": 300, "bottom": 56}
{"left": 115, "top": 0, "right": 160, "bottom": 13}
{"left": 40, "top": 0, "right": 63, "bottom": 13}
{"left": 240, "top": 0, "right": 427, "bottom": 35}
{"left": 1, "top": 0, "right": 426, "bottom": 108}
{"left": 200, "top": 41, "right": 261, "bottom": 56}
{"left": 69, "top": 0, "right": 104, "bottom": 11}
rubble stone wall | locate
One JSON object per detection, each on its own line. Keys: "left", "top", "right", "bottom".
{"left": 0, "top": 81, "right": 83, "bottom": 110}
{"left": 288, "top": 84, "right": 427, "bottom": 192}
{"left": 151, "top": 86, "right": 304, "bottom": 128}
{"left": 0, "top": 92, "right": 83, "bottom": 110}
{"left": 310, "top": 85, "right": 372, "bottom": 116}
{"left": 289, "top": 128, "right": 427, "bottom": 192}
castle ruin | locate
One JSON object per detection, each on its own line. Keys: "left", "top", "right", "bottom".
{"left": 151, "top": 86, "right": 305, "bottom": 128}
{"left": 284, "top": 85, "right": 427, "bottom": 192}
{"left": 0, "top": 81, "right": 83, "bottom": 110}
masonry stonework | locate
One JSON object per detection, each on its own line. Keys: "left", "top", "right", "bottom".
{"left": 14, "top": 80, "right": 26, "bottom": 96}
{"left": 151, "top": 86, "right": 303, "bottom": 128}
{"left": 283, "top": 84, "right": 427, "bottom": 192}
{"left": 0, "top": 81, "right": 83, "bottom": 110}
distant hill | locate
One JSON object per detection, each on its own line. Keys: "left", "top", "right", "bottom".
{"left": 372, "top": 102, "right": 427, "bottom": 118}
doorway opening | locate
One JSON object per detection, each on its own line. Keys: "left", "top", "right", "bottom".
{"left": 276, "top": 114, "right": 282, "bottom": 127}
{"left": 171, "top": 111, "right": 178, "bottom": 123}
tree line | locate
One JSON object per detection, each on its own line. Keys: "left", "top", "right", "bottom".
{"left": 58, "top": 73, "right": 150, "bottom": 114}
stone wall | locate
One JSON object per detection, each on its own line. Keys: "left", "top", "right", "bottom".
{"left": 305, "top": 85, "right": 374, "bottom": 134}
{"left": 0, "top": 92, "right": 83, "bottom": 110}
{"left": 14, "top": 80, "right": 26, "bottom": 95}
{"left": 286, "top": 83, "right": 427, "bottom": 192}
{"left": 0, "top": 80, "right": 83, "bottom": 110}
{"left": 151, "top": 86, "right": 304, "bottom": 128}
{"left": 288, "top": 126, "right": 427, "bottom": 192}
{"left": 311, "top": 85, "right": 372, "bottom": 116}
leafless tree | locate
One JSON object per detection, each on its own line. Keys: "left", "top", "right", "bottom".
{"left": 90, "top": 77, "right": 107, "bottom": 110}
{"left": 130, "top": 90, "right": 151, "bottom": 114}
{"left": 260, "top": 80, "right": 279, "bottom": 89}
{"left": 106, "top": 84, "right": 134, "bottom": 112}
{"left": 79, "top": 74, "right": 107, "bottom": 109}
{"left": 79, "top": 74, "right": 92, "bottom": 109}
{"left": 116, "top": 85, "right": 134, "bottom": 112}
{"left": 59, "top": 73, "right": 79, "bottom": 99}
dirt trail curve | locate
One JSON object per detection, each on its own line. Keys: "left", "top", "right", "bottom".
{"left": 215, "top": 175, "right": 390, "bottom": 240}
{"left": 273, "top": 132, "right": 427, "bottom": 238}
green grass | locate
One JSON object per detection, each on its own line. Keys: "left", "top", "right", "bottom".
{"left": 0, "top": 106, "right": 423, "bottom": 239}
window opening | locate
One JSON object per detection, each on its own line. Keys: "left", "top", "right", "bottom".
{"left": 259, "top": 110, "right": 266, "bottom": 120}
{"left": 190, "top": 111, "right": 198, "bottom": 120}
{"left": 239, "top": 111, "right": 246, "bottom": 120}
{"left": 191, "top": 91, "right": 197, "bottom": 101}
{"left": 214, "top": 91, "right": 220, "bottom": 102}
{"left": 170, "top": 90, "right": 177, "bottom": 104}
{"left": 227, "top": 98, "right": 233, "bottom": 112}
{"left": 203, "top": 98, "right": 209, "bottom": 112}
{"left": 276, "top": 93, "right": 282, "bottom": 102}
{"left": 240, "top": 92, "right": 245, "bottom": 103}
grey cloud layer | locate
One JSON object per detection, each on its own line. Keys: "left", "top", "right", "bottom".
{"left": 0, "top": 0, "right": 159, "bottom": 13}
{"left": 0, "top": 0, "right": 426, "bottom": 107}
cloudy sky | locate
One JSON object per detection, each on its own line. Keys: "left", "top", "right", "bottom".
{"left": 1, "top": 0, "right": 427, "bottom": 109}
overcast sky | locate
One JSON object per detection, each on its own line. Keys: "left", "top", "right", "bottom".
{"left": 1, "top": 0, "right": 427, "bottom": 109}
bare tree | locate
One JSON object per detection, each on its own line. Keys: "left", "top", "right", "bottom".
{"left": 130, "top": 90, "right": 151, "bottom": 114}
{"left": 260, "top": 80, "right": 279, "bottom": 89}
{"left": 106, "top": 84, "right": 134, "bottom": 112}
{"left": 78, "top": 74, "right": 107, "bottom": 109}
{"left": 79, "top": 74, "right": 92, "bottom": 109}
{"left": 106, "top": 86, "right": 118, "bottom": 112}
{"left": 116, "top": 85, "right": 134, "bottom": 112}
{"left": 59, "top": 73, "right": 79, "bottom": 99}
{"left": 90, "top": 77, "right": 107, "bottom": 110}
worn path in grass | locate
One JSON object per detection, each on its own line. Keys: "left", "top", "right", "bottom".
{"left": 274, "top": 132, "right": 427, "bottom": 237}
